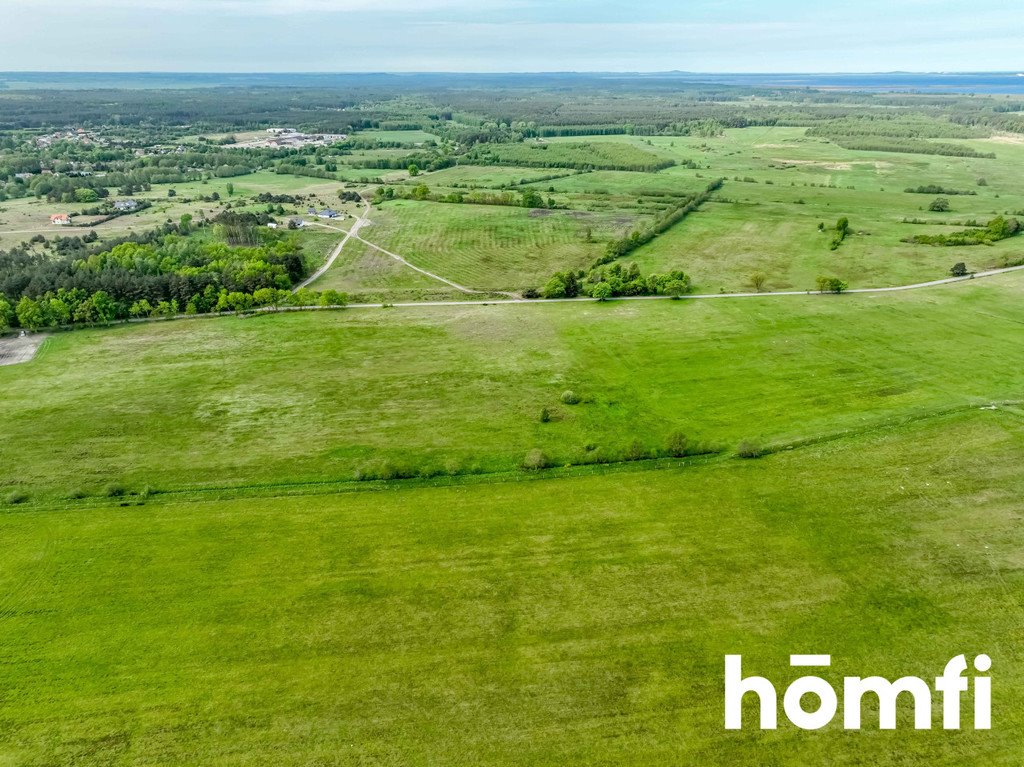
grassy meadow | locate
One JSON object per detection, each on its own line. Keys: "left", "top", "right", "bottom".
{"left": 1, "top": 408, "right": 1022, "bottom": 765}
{"left": 5, "top": 109, "right": 1024, "bottom": 766}
{"left": 2, "top": 273, "right": 1022, "bottom": 500}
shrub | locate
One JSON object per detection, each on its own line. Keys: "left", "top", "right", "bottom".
{"left": 929, "top": 197, "right": 951, "bottom": 213}
{"left": 950, "top": 262, "right": 969, "bottom": 277}
{"left": 522, "top": 449, "right": 549, "bottom": 471}
{"left": 539, "top": 407, "right": 551, "bottom": 423}
{"left": 736, "top": 441, "right": 765, "bottom": 459}
{"left": 666, "top": 431, "right": 690, "bottom": 458}
{"left": 749, "top": 271, "right": 768, "bottom": 292}
{"left": 560, "top": 390, "right": 580, "bottom": 405}
{"left": 103, "top": 483, "right": 126, "bottom": 498}
{"left": 624, "top": 439, "right": 649, "bottom": 462}
{"left": 66, "top": 488, "right": 87, "bottom": 500}
{"left": 816, "top": 276, "right": 848, "bottom": 294}
{"left": 5, "top": 490, "right": 28, "bottom": 505}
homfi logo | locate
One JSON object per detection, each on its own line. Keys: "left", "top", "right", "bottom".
{"left": 725, "top": 654, "right": 991, "bottom": 731}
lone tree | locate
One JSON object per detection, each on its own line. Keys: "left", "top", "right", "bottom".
{"left": 750, "top": 271, "right": 768, "bottom": 292}
{"left": 929, "top": 197, "right": 951, "bottom": 212}
{"left": 950, "top": 262, "right": 969, "bottom": 277}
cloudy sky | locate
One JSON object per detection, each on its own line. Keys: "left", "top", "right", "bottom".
{"left": 3, "top": 0, "right": 1022, "bottom": 72}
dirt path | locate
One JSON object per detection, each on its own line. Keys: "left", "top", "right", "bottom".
{"left": 294, "top": 199, "right": 372, "bottom": 291}
{"left": 0, "top": 334, "right": 48, "bottom": 366}
{"left": 303, "top": 199, "right": 519, "bottom": 298}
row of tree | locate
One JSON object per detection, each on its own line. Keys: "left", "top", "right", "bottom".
{"left": 539, "top": 262, "right": 692, "bottom": 300}
{"left": 599, "top": 179, "right": 724, "bottom": 266}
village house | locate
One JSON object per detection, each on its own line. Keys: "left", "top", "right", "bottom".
{"left": 113, "top": 199, "right": 140, "bottom": 212}
{"left": 50, "top": 213, "right": 72, "bottom": 226}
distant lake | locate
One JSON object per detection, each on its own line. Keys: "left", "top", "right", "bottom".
{"left": 652, "top": 72, "right": 1024, "bottom": 95}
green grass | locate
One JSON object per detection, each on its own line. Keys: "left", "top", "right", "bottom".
{"left": 1, "top": 411, "right": 1021, "bottom": 765}
{"left": 354, "top": 128, "right": 440, "bottom": 144}
{"left": 308, "top": 237, "right": 461, "bottom": 301}
{"left": 407, "top": 165, "right": 579, "bottom": 189}
{"left": 1, "top": 273, "right": 1022, "bottom": 500}
{"left": 365, "top": 199, "right": 628, "bottom": 291}
{"left": 469, "top": 139, "right": 675, "bottom": 172}
{"left": 536, "top": 129, "right": 1024, "bottom": 290}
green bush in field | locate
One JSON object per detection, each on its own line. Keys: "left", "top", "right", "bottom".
{"left": 522, "top": 449, "right": 549, "bottom": 471}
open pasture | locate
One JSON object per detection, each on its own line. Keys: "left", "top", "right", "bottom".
{"left": 0, "top": 409, "right": 1022, "bottom": 765}
{"left": 1, "top": 273, "right": 1022, "bottom": 500}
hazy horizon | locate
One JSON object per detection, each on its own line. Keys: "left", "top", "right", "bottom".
{"left": 4, "top": 1, "right": 1022, "bottom": 73}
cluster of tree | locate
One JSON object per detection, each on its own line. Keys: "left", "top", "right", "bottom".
{"left": 598, "top": 179, "right": 724, "bottom": 266}
{"left": 816, "top": 135, "right": 995, "bottom": 159}
{"left": 466, "top": 141, "right": 676, "bottom": 173}
{"left": 815, "top": 276, "right": 849, "bottom": 294}
{"left": 903, "top": 216, "right": 1021, "bottom": 247}
{"left": 2, "top": 284, "right": 349, "bottom": 332}
{"left": 337, "top": 190, "right": 362, "bottom": 203}
{"left": 540, "top": 262, "right": 692, "bottom": 300}
{"left": 0, "top": 223, "right": 315, "bottom": 329}
{"left": 824, "top": 217, "right": 851, "bottom": 251}
{"left": 905, "top": 185, "right": 977, "bottom": 196}
{"left": 255, "top": 192, "right": 298, "bottom": 204}
{"left": 373, "top": 184, "right": 558, "bottom": 210}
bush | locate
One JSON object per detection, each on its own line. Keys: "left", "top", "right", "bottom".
{"left": 666, "top": 431, "right": 690, "bottom": 458}
{"left": 66, "top": 488, "right": 87, "bottom": 500}
{"left": 950, "top": 262, "right": 969, "bottom": 277}
{"left": 560, "top": 390, "right": 580, "bottom": 405}
{"left": 522, "top": 449, "right": 549, "bottom": 471}
{"left": 736, "top": 441, "right": 765, "bottom": 459}
{"left": 540, "top": 407, "right": 551, "bottom": 423}
{"left": 103, "top": 483, "right": 126, "bottom": 498}
{"left": 5, "top": 490, "right": 28, "bottom": 505}
{"left": 624, "top": 439, "right": 649, "bottom": 462}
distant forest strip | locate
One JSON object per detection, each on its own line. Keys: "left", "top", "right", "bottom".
{"left": 813, "top": 135, "right": 996, "bottom": 159}
{"left": 597, "top": 178, "right": 724, "bottom": 267}
{"left": 465, "top": 141, "right": 676, "bottom": 173}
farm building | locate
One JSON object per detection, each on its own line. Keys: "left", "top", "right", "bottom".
{"left": 113, "top": 199, "right": 139, "bottom": 212}
{"left": 50, "top": 214, "right": 71, "bottom": 226}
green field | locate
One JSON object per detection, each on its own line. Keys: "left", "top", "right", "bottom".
{"left": 5, "top": 83, "right": 1024, "bottom": 765}
{"left": 1, "top": 401, "right": 1022, "bottom": 765}
{"left": 364, "top": 199, "right": 633, "bottom": 291}
{"left": 3, "top": 274, "right": 1022, "bottom": 501}
{"left": 307, "top": 237, "right": 461, "bottom": 301}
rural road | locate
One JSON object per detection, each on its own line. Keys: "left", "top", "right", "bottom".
{"left": 5, "top": 261, "right": 1022, "bottom": 367}
{"left": 334, "top": 262, "right": 1024, "bottom": 309}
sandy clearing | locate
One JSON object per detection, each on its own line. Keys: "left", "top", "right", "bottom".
{"left": 988, "top": 133, "right": 1024, "bottom": 145}
{"left": 0, "top": 334, "right": 47, "bottom": 366}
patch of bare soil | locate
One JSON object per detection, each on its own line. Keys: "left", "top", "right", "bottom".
{"left": 0, "top": 333, "right": 47, "bottom": 366}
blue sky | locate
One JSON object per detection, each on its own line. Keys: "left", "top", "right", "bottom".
{"left": 3, "top": 0, "right": 1022, "bottom": 72}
